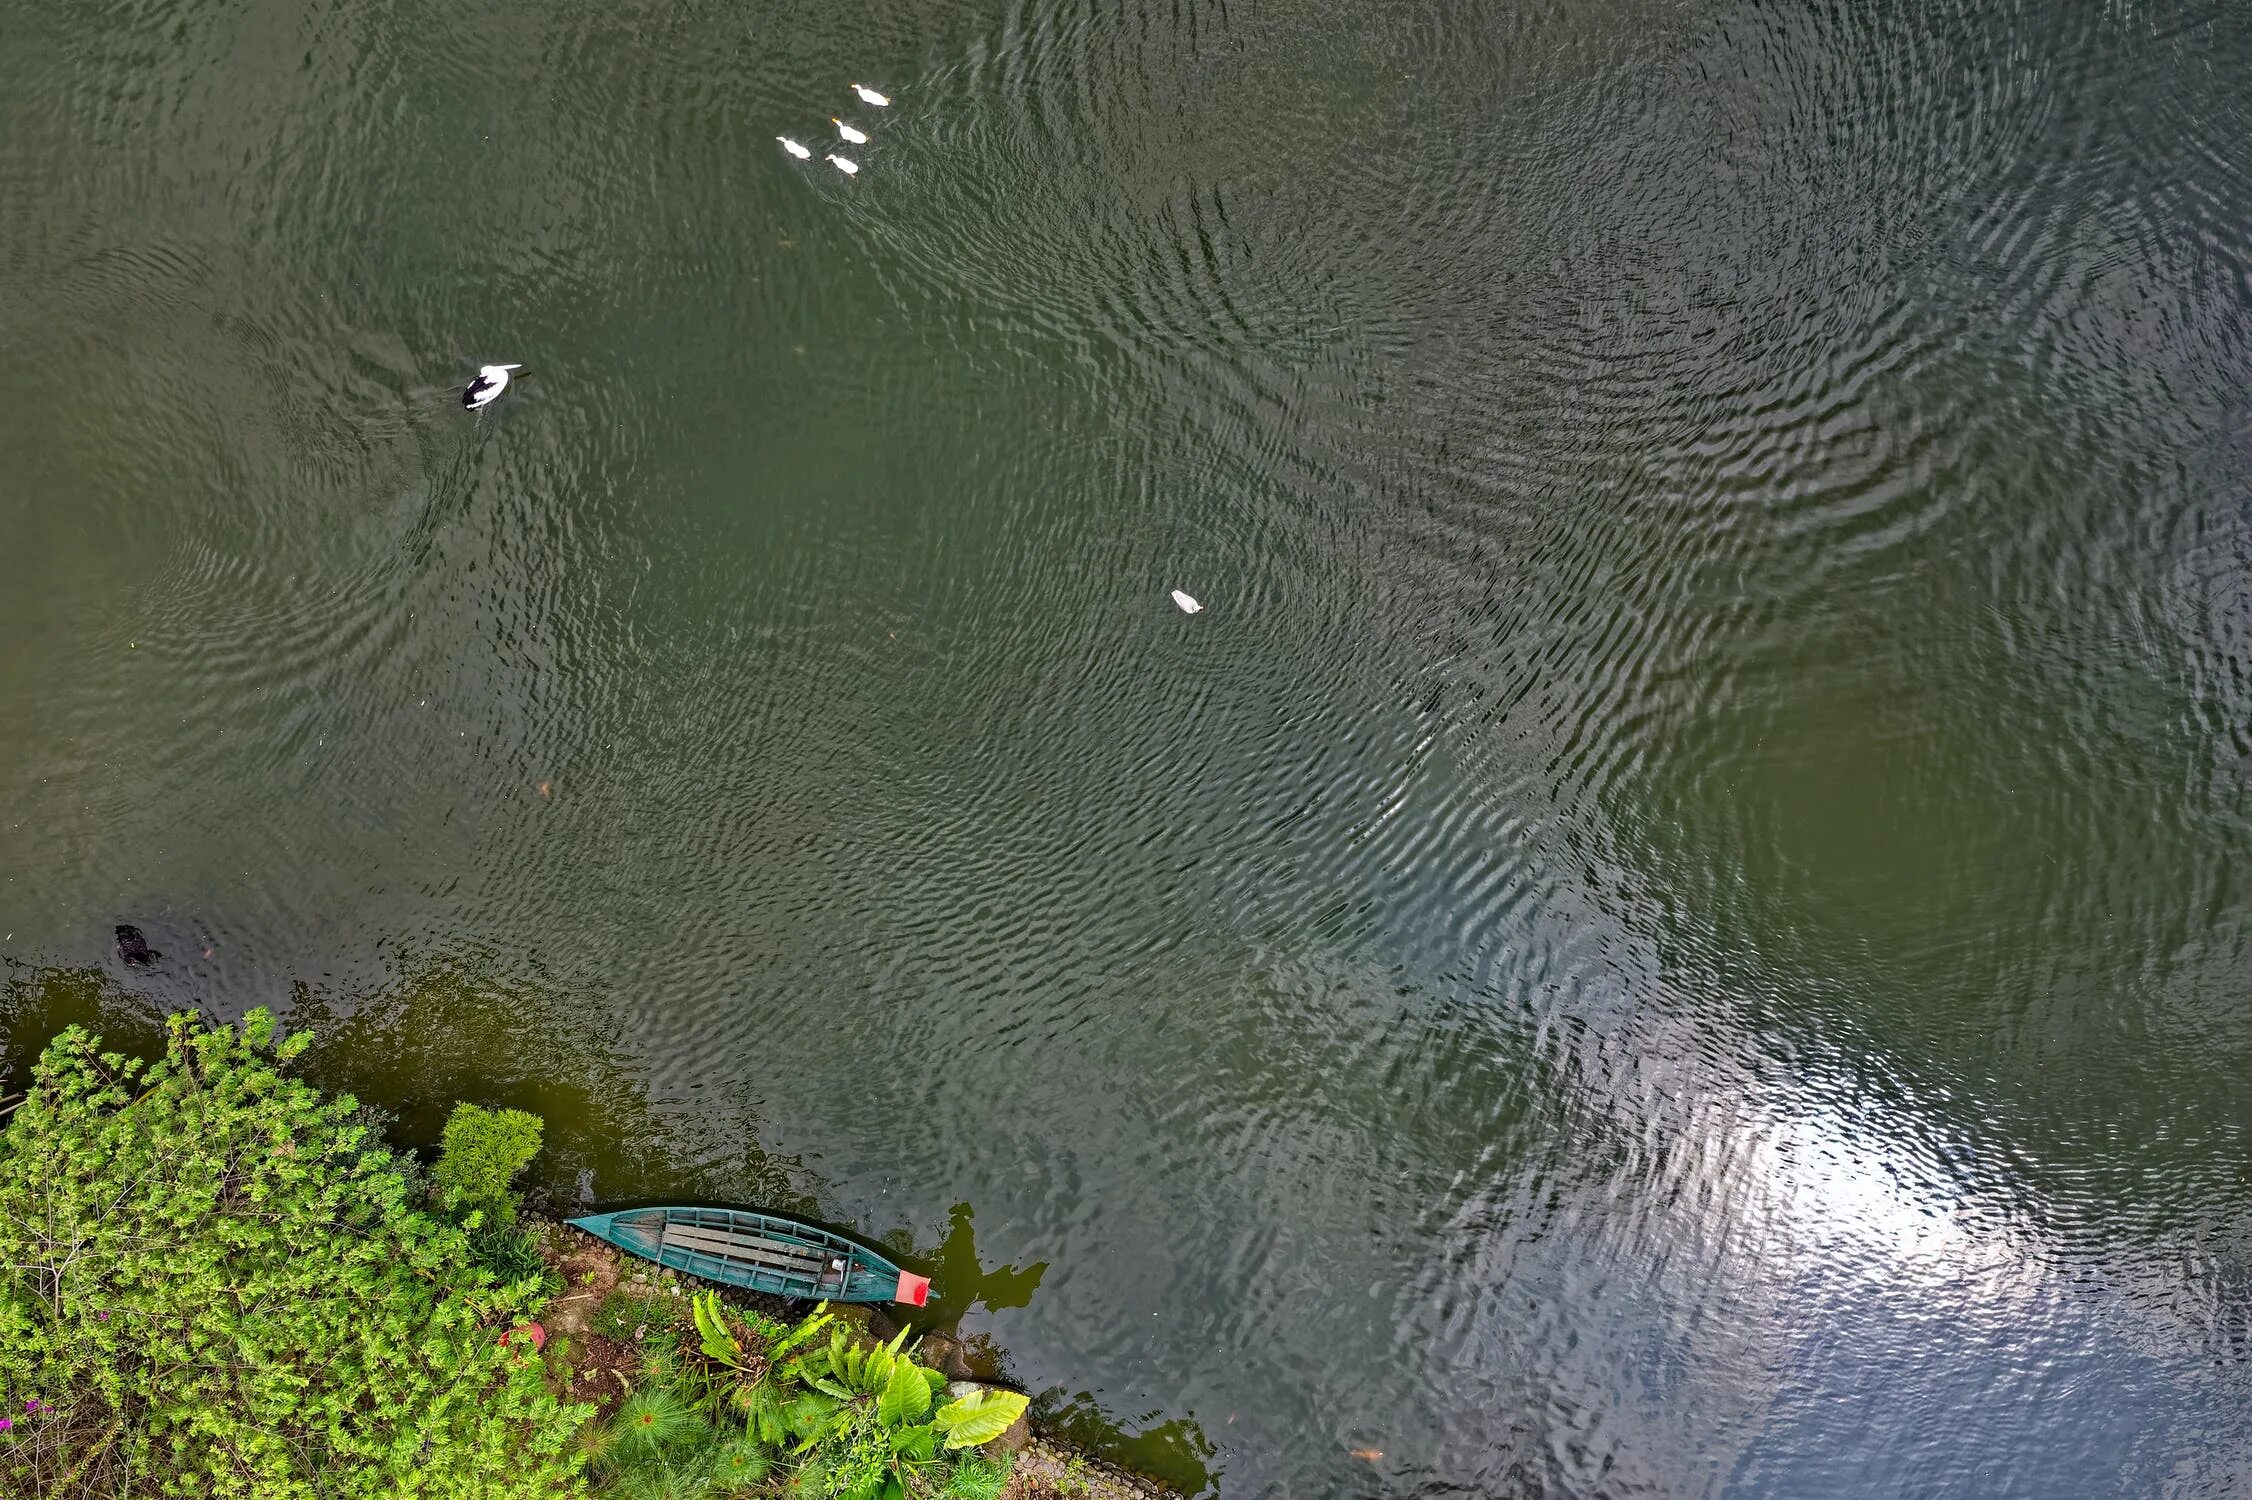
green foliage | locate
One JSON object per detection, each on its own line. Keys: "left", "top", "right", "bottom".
{"left": 932, "top": 1387, "right": 1031, "bottom": 1451}
{"left": 611, "top": 1388, "right": 699, "bottom": 1454}
{"left": 434, "top": 1101, "right": 545, "bottom": 1228}
{"left": 473, "top": 1220, "right": 556, "bottom": 1285}
{"left": 584, "top": 1384, "right": 724, "bottom": 1500}
{"left": 707, "top": 1435, "right": 771, "bottom": 1490}
{"left": 575, "top": 1295, "right": 1039, "bottom": 1500}
{"left": 594, "top": 1284, "right": 690, "bottom": 1349}
{"left": 784, "top": 1322, "right": 937, "bottom": 1408}
{"left": 877, "top": 1355, "right": 932, "bottom": 1427}
{"left": 0, "top": 1010, "right": 590, "bottom": 1499}
{"left": 691, "top": 1290, "right": 751, "bottom": 1369}
{"left": 768, "top": 1302, "right": 836, "bottom": 1362}
{"left": 737, "top": 1376, "right": 795, "bottom": 1448}
{"left": 939, "top": 1454, "right": 1015, "bottom": 1500}
{"left": 593, "top": 1288, "right": 654, "bottom": 1342}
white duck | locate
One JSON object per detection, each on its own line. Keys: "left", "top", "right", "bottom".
{"left": 849, "top": 83, "right": 891, "bottom": 107}
{"left": 1171, "top": 590, "right": 1203, "bottom": 614}
{"left": 777, "top": 136, "right": 812, "bottom": 159}
{"left": 825, "top": 153, "right": 859, "bottom": 176}
{"left": 462, "top": 364, "right": 520, "bottom": 410}
{"left": 832, "top": 118, "right": 869, "bottom": 144}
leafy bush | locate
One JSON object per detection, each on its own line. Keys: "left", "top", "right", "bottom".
{"left": 472, "top": 1221, "right": 557, "bottom": 1286}
{"left": 0, "top": 1010, "right": 590, "bottom": 1499}
{"left": 939, "top": 1454, "right": 1015, "bottom": 1500}
{"left": 435, "top": 1101, "right": 546, "bottom": 1228}
{"left": 582, "top": 1387, "right": 722, "bottom": 1499}
{"left": 661, "top": 1298, "right": 1031, "bottom": 1500}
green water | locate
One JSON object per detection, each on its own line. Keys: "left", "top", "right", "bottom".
{"left": 5, "top": 0, "right": 2252, "bottom": 1492}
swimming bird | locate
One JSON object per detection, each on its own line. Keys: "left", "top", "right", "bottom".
{"left": 462, "top": 363, "right": 521, "bottom": 410}
{"left": 849, "top": 83, "right": 891, "bottom": 107}
{"left": 832, "top": 118, "right": 869, "bottom": 144}
{"left": 115, "top": 925, "right": 160, "bottom": 967}
{"left": 1171, "top": 590, "right": 1203, "bottom": 614}
{"left": 778, "top": 135, "right": 812, "bottom": 159}
{"left": 825, "top": 153, "right": 859, "bottom": 176}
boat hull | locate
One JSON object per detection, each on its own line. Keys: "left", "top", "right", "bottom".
{"left": 567, "top": 1206, "right": 930, "bottom": 1305}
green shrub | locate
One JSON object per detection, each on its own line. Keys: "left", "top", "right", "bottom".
{"left": 434, "top": 1101, "right": 545, "bottom": 1227}
{"left": 0, "top": 1010, "right": 591, "bottom": 1499}
{"left": 472, "top": 1221, "right": 556, "bottom": 1286}
{"left": 583, "top": 1386, "right": 720, "bottom": 1498}
{"left": 941, "top": 1454, "right": 1015, "bottom": 1500}
{"left": 709, "top": 1302, "right": 1032, "bottom": 1500}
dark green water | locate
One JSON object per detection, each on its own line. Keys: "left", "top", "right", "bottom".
{"left": 5, "top": 0, "right": 2252, "bottom": 1491}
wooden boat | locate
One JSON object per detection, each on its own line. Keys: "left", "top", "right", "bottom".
{"left": 567, "top": 1206, "right": 931, "bottom": 1305}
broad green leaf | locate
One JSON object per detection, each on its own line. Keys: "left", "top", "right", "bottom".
{"left": 878, "top": 1354, "right": 932, "bottom": 1426}
{"left": 770, "top": 1304, "right": 833, "bottom": 1361}
{"left": 934, "top": 1387, "right": 1030, "bottom": 1450}
{"left": 692, "top": 1290, "right": 746, "bottom": 1367}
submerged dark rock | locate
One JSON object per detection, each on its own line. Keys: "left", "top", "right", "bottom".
{"left": 915, "top": 1328, "right": 976, "bottom": 1382}
{"left": 115, "top": 925, "right": 159, "bottom": 967}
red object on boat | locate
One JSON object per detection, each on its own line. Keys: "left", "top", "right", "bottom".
{"left": 500, "top": 1321, "right": 547, "bottom": 1351}
{"left": 894, "top": 1272, "right": 931, "bottom": 1306}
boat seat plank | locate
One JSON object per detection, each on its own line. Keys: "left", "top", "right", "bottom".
{"left": 662, "top": 1221, "right": 829, "bottom": 1262}
{"left": 662, "top": 1224, "right": 843, "bottom": 1276}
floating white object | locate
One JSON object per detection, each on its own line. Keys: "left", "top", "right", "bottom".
{"left": 849, "top": 83, "right": 891, "bottom": 107}
{"left": 777, "top": 135, "right": 812, "bottom": 159}
{"left": 832, "top": 118, "right": 869, "bottom": 144}
{"left": 1171, "top": 590, "right": 1203, "bottom": 614}
{"left": 825, "top": 153, "right": 859, "bottom": 175}
{"left": 462, "top": 363, "right": 520, "bottom": 410}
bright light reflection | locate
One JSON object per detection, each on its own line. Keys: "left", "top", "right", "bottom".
{"left": 1735, "top": 1095, "right": 2041, "bottom": 1299}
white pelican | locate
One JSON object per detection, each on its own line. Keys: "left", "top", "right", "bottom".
{"left": 1171, "top": 589, "right": 1203, "bottom": 614}
{"left": 832, "top": 118, "right": 869, "bottom": 144}
{"left": 849, "top": 83, "right": 891, "bottom": 107}
{"left": 825, "top": 153, "right": 859, "bottom": 175}
{"left": 777, "top": 135, "right": 812, "bottom": 159}
{"left": 463, "top": 364, "right": 520, "bottom": 410}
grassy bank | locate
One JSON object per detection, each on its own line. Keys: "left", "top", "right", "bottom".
{"left": 0, "top": 1009, "right": 1167, "bottom": 1500}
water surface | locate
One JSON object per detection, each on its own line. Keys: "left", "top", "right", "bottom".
{"left": 4, "top": 0, "right": 2251, "bottom": 1492}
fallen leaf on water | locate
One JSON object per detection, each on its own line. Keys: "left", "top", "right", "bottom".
{"left": 1349, "top": 1449, "right": 1384, "bottom": 1462}
{"left": 537, "top": 781, "right": 552, "bottom": 797}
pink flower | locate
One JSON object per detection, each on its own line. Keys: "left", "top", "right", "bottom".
{"left": 23, "top": 1400, "right": 37, "bottom": 1413}
{"left": 0, "top": 1418, "right": 12, "bottom": 1432}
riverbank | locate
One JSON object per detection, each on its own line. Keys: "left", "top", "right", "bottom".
{"left": 529, "top": 1215, "right": 1170, "bottom": 1500}
{"left": 0, "top": 1003, "right": 1184, "bottom": 1500}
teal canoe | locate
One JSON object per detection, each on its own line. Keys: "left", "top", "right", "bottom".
{"left": 567, "top": 1206, "right": 931, "bottom": 1305}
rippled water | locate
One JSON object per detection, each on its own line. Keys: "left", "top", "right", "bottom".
{"left": 6, "top": 0, "right": 2252, "bottom": 1492}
